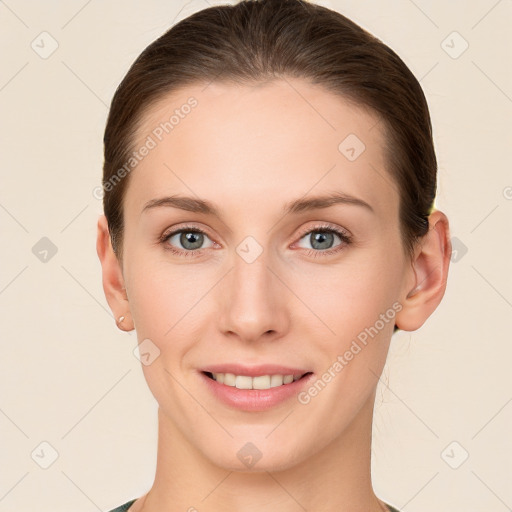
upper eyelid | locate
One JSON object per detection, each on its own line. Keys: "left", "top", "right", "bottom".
{"left": 163, "top": 223, "right": 213, "bottom": 240}
{"left": 296, "top": 223, "right": 350, "bottom": 238}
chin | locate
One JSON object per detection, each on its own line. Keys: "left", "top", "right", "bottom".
{"left": 200, "top": 434, "right": 310, "bottom": 474}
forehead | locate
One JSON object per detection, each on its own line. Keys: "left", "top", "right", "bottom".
{"left": 127, "top": 78, "right": 397, "bottom": 217}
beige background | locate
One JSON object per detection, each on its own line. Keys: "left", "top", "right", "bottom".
{"left": 1, "top": 0, "right": 511, "bottom": 511}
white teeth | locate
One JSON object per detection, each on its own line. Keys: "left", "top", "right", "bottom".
{"left": 235, "top": 375, "right": 253, "bottom": 389}
{"left": 210, "top": 372, "right": 303, "bottom": 390}
{"left": 223, "top": 373, "right": 236, "bottom": 386}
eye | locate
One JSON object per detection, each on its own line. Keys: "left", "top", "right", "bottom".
{"left": 159, "top": 222, "right": 352, "bottom": 258}
{"left": 294, "top": 223, "right": 352, "bottom": 257}
{"left": 160, "top": 224, "right": 215, "bottom": 256}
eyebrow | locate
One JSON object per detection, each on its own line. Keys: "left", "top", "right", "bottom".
{"left": 141, "top": 191, "right": 374, "bottom": 218}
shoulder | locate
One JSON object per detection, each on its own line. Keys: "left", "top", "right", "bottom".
{"left": 105, "top": 498, "right": 137, "bottom": 512}
{"left": 108, "top": 498, "right": 400, "bottom": 512}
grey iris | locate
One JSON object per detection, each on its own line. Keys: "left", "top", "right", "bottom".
{"left": 311, "top": 231, "right": 334, "bottom": 250}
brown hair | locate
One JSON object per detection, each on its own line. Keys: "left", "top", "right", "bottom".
{"left": 102, "top": 0, "right": 437, "bottom": 333}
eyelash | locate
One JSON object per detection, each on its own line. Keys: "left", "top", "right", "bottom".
{"left": 159, "top": 223, "right": 352, "bottom": 259}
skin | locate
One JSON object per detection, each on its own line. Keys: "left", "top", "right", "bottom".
{"left": 97, "top": 78, "right": 451, "bottom": 512}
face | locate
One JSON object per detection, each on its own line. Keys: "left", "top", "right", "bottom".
{"left": 118, "top": 78, "right": 412, "bottom": 471}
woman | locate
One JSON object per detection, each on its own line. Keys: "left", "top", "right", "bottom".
{"left": 96, "top": 0, "right": 451, "bottom": 510}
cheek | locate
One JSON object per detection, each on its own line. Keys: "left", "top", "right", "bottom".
{"left": 124, "top": 241, "right": 188, "bottom": 330}
{"left": 125, "top": 260, "right": 205, "bottom": 409}
{"left": 124, "top": 252, "right": 218, "bottom": 354}
{"left": 309, "top": 262, "right": 398, "bottom": 328}
{"left": 291, "top": 247, "right": 402, "bottom": 360}
{"left": 127, "top": 268, "right": 174, "bottom": 338}
{"left": 296, "top": 264, "right": 397, "bottom": 416}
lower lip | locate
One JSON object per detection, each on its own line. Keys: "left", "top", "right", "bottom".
{"left": 199, "top": 371, "right": 314, "bottom": 412}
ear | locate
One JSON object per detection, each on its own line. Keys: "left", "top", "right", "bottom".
{"left": 395, "top": 209, "right": 452, "bottom": 331}
{"left": 96, "top": 214, "right": 134, "bottom": 331}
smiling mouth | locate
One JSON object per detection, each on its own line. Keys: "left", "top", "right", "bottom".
{"left": 203, "top": 371, "right": 313, "bottom": 390}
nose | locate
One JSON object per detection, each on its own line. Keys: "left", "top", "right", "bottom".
{"left": 217, "top": 249, "right": 290, "bottom": 344}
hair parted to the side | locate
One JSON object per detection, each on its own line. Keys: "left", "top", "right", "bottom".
{"left": 102, "top": 0, "right": 438, "bottom": 333}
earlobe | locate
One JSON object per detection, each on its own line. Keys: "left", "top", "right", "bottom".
{"left": 96, "top": 214, "right": 134, "bottom": 331}
{"left": 395, "top": 210, "right": 452, "bottom": 332}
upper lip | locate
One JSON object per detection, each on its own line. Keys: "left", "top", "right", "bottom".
{"left": 201, "top": 364, "right": 312, "bottom": 378}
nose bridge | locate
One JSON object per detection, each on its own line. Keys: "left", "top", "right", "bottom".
{"left": 233, "top": 247, "right": 272, "bottom": 298}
